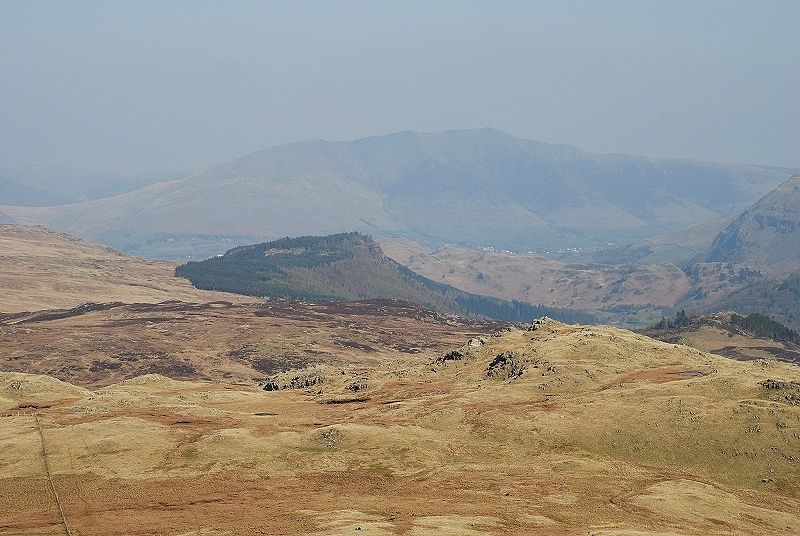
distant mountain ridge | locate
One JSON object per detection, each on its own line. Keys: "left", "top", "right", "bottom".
{"left": 0, "top": 175, "right": 72, "bottom": 206}
{"left": 1, "top": 128, "right": 789, "bottom": 256}
{"left": 0, "top": 166, "right": 180, "bottom": 206}
{"left": 175, "top": 232, "right": 595, "bottom": 323}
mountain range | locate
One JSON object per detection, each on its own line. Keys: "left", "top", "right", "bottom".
{"left": 1, "top": 128, "right": 790, "bottom": 256}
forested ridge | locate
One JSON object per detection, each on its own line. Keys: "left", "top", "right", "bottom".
{"left": 176, "top": 233, "right": 595, "bottom": 323}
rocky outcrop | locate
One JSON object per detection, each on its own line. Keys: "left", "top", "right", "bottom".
{"left": 486, "top": 351, "right": 524, "bottom": 380}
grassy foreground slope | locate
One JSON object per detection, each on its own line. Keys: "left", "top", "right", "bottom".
{"left": 176, "top": 232, "right": 595, "bottom": 323}
{"left": 1, "top": 319, "right": 798, "bottom": 535}
{"left": 0, "top": 299, "right": 499, "bottom": 388}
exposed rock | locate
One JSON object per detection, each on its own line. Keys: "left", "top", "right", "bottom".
{"left": 468, "top": 337, "right": 486, "bottom": 348}
{"left": 263, "top": 380, "right": 280, "bottom": 391}
{"left": 317, "top": 427, "right": 343, "bottom": 449}
{"left": 760, "top": 378, "right": 800, "bottom": 405}
{"left": 761, "top": 379, "right": 799, "bottom": 390}
{"left": 487, "top": 351, "right": 524, "bottom": 380}
{"left": 347, "top": 379, "right": 369, "bottom": 392}
{"left": 436, "top": 350, "right": 464, "bottom": 365}
{"left": 289, "top": 372, "right": 324, "bottom": 390}
{"left": 263, "top": 366, "right": 328, "bottom": 391}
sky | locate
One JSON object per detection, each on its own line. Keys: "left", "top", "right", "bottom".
{"left": 1, "top": 0, "right": 799, "bottom": 172}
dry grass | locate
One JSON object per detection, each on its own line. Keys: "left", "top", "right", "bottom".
{"left": 0, "top": 299, "right": 495, "bottom": 388}
{"left": 0, "top": 224, "right": 254, "bottom": 312}
{"left": 1, "top": 320, "right": 798, "bottom": 535}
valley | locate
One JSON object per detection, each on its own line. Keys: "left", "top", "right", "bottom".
{"left": 379, "top": 174, "right": 800, "bottom": 329}
{"left": 380, "top": 238, "right": 689, "bottom": 323}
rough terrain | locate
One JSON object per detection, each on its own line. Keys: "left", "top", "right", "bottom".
{"left": 1, "top": 319, "right": 798, "bottom": 535}
{"left": 644, "top": 313, "right": 800, "bottom": 366}
{"left": 0, "top": 299, "right": 498, "bottom": 388}
{"left": 380, "top": 239, "right": 690, "bottom": 309}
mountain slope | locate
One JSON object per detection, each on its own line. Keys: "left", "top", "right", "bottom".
{"left": 704, "top": 174, "right": 800, "bottom": 276}
{"left": 707, "top": 272, "right": 800, "bottom": 330}
{"left": 0, "top": 224, "right": 255, "bottom": 312}
{"left": 0, "top": 175, "right": 72, "bottom": 206}
{"left": 2, "top": 129, "right": 789, "bottom": 254}
{"left": 0, "top": 165, "right": 180, "bottom": 204}
{"left": 175, "top": 232, "right": 595, "bottom": 323}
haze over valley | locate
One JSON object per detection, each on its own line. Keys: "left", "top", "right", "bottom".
{"left": 1, "top": 128, "right": 792, "bottom": 260}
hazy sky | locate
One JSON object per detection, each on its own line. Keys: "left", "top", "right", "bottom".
{"left": 1, "top": 1, "right": 798, "bottom": 172}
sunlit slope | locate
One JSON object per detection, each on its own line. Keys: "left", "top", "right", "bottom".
{"left": 1, "top": 319, "right": 797, "bottom": 535}
{"left": 705, "top": 175, "right": 800, "bottom": 277}
{"left": 0, "top": 224, "right": 254, "bottom": 312}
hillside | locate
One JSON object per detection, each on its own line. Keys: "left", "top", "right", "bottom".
{"left": 0, "top": 175, "right": 72, "bottom": 206}
{"left": 704, "top": 272, "right": 800, "bottom": 330}
{"left": 593, "top": 215, "right": 734, "bottom": 265}
{"left": 704, "top": 174, "right": 800, "bottom": 277}
{"left": 176, "top": 233, "right": 594, "bottom": 323}
{"left": 380, "top": 239, "right": 690, "bottom": 312}
{"left": 1, "top": 128, "right": 789, "bottom": 257}
{"left": 380, "top": 238, "right": 800, "bottom": 329}
{"left": 2, "top": 319, "right": 798, "bottom": 535}
{"left": 0, "top": 165, "right": 180, "bottom": 205}
{"left": 0, "top": 224, "right": 254, "bottom": 312}
{"left": 644, "top": 311, "right": 800, "bottom": 364}
{"left": 0, "top": 299, "right": 499, "bottom": 388}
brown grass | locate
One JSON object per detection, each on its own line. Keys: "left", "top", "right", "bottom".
{"left": 1, "top": 320, "right": 798, "bottom": 535}
{"left": 0, "top": 224, "right": 255, "bottom": 313}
